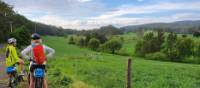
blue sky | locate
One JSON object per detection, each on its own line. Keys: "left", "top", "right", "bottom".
{"left": 3, "top": 0, "right": 200, "bottom": 30}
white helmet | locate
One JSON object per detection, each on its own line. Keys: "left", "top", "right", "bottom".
{"left": 8, "top": 38, "right": 17, "bottom": 44}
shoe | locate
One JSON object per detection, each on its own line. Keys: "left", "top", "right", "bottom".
{"left": 20, "top": 70, "right": 26, "bottom": 76}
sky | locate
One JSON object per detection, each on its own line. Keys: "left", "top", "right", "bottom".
{"left": 3, "top": 0, "right": 200, "bottom": 30}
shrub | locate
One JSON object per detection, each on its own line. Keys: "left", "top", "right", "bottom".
{"left": 194, "top": 40, "right": 200, "bottom": 56}
{"left": 182, "top": 56, "right": 200, "bottom": 64}
{"left": 68, "top": 36, "right": 75, "bottom": 44}
{"left": 101, "top": 39, "right": 122, "bottom": 54}
{"left": 135, "top": 31, "right": 165, "bottom": 57}
{"left": 77, "top": 37, "right": 85, "bottom": 47}
{"left": 135, "top": 39, "right": 145, "bottom": 56}
{"left": 176, "top": 37, "right": 194, "bottom": 57}
{"left": 60, "top": 76, "right": 73, "bottom": 86}
{"left": 88, "top": 38, "right": 100, "bottom": 51}
{"left": 145, "top": 52, "right": 168, "bottom": 61}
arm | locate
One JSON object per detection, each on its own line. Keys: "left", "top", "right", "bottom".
{"left": 44, "top": 45, "right": 55, "bottom": 58}
{"left": 21, "top": 45, "right": 32, "bottom": 60}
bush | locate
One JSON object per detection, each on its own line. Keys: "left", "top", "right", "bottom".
{"left": 60, "top": 76, "right": 73, "bottom": 86}
{"left": 182, "top": 56, "right": 200, "bottom": 64}
{"left": 101, "top": 39, "right": 122, "bottom": 54}
{"left": 145, "top": 52, "right": 168, "bottom": 61}
{"left": 194, "top": 40, "right": 200, "bottom": 56}
{"left": 135, "top": 39, "right": 145, "bottom": 56}
{"left": 68, "top": 36, "right": 75, "bottom": 44}
{"left": 135, "top": 31, "right": 165, "bottom": 57}
{"left": 176, "top": 37, "right": 194, "bottom": 58}
{"left": 77, "top": 37, "right": 85, "bottom": 47}
{"left": 88, "top": 38, "right": 100, "bottom": 51}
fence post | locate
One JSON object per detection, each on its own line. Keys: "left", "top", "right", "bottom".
{"left": 126, "top": 58, "right": 132, "bottom": 88}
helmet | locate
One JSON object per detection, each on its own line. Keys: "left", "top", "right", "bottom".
{"left": 31, "top": 33, "right": 41, "bottom": 40}
{"left": 8, "top": 38, "right": 16, "bottom": 44}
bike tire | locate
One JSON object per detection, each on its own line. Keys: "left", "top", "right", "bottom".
{"left": 10, "top": 76, "right": 16, "bottom": 88}
{"left": 34, "top": 78, "right": 43, "bottom": 88}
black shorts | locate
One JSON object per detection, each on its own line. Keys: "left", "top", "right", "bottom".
{"left": 30, "top": 65, "right": 46, "bottom": 73}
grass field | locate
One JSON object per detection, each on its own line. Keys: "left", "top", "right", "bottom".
{"left": 43, "top": 36, "right": 200, "bottom": 88}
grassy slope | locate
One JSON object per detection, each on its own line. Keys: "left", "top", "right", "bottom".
{"left": 43, "top": 36, "right": 200, "bottom": 88}
{"left": 118, "top": 33, "right": 138, "bottom": 56}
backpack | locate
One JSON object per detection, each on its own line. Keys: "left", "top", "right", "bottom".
{"left": 32, "top": 45, "right": 46, "bottom": 65}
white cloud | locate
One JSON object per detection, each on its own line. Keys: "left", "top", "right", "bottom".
{"left": 137, "top": 0, "right": 144, "bottom": 2}
{"left": 78, "top": 0, "right": 92, "bottom": 2}
{"left": 34, "top": 12, "right": 200, "bottom": 30}
{"left": 4, "top": 0, "right": 200, "bottom": 30}
{"left": 4, "top": 0, "right": 105, "bottom": 18}
{"left": 93, "top": 2, "right": 200, "bottom": 20}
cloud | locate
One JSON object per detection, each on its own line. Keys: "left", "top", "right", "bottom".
{"left": 93, "top": 2, "right": 200, "bottom": 20}
{"left": 78, "top": 0, "right": 92, "bottom": 2}
{"left": 137, "top": 0, "right": 144, "bottom": 2}
{"left": 35, "top": 12, "right": 200, "bottom": 30}
{"left": 4, "top": 0, "right": 105, "bottom": 18}
{"left": 3, "top": 0, "right": 200, "bottom": 30}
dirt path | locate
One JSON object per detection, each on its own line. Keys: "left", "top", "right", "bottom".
{"left": 0, "top": 51, "right": 8, "bottom": 88}
{"left": 0, "top": 44, "right": 8, "bottom": 88}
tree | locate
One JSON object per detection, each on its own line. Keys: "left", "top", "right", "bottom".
{"left": 101, "top": 39, "right": 122, "bottom": 54}
{"left": 135, "top": 31, "right": 165, "bottom": 57}
{"left": 176, "top": 36, "right": 194, "bottom": 58}
{"left": 91, "top": 32, "right": 107, "bottom": 44}
{"left": 193, "top": 31, "right": 200, "bottom": 37}
{"left": 77, "top": 37, "right": 85, "bottom": 47}
{"left": 194, "top": 40, "right": 200, "bottom": 57}
{"left": 162, "top": 32, "right": 177, "bottom": 60}
{"left": 88, "top": 38, "right": 100, "bottom": 51}
{"left": 68, "top": 36, "right": 75, "bottom": 44}
{"left": 9, "top": 26, "right": 31, "bottom": 48}
{"left": 85, "top": 33, "right": 91, "bottom": 46}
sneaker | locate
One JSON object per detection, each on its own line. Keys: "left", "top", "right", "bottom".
{"left": 20, "top": 70, "right": 26, "bottom": 76}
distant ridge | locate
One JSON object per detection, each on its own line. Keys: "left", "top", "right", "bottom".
{"left": 120, "top": 20, "right": 200, "bottom": 33}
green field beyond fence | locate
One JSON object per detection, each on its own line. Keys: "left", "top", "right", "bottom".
{"left": 43, "top": 36, "right": 200, "bottom": 88}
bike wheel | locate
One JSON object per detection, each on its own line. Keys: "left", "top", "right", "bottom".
{"left": 10, "top": 76, "right": 16, "bottom": 88}
{"left": 34, "top": 78, "right": 43, "bottom": 88}
{"left": 14, "top": 72, "right": 18, "bottom": 86}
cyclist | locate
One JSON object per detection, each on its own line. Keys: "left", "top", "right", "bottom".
{"left": 5, "top": 38, "right": 25, "bottom": 86}
{"left": 21, "top": 33, "right": 55, "bottom": 88}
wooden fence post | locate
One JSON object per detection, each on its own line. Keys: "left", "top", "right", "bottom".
{"left": 126, "top": 58, "right": 132, "bottom": 88}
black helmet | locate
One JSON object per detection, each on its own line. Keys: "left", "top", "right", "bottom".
{"left": 31, "top": 33, "right": 41, "bottom": 40}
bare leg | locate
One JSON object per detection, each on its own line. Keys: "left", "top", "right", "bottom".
{"left": 43, "top": 77, "right": 47, "bottom": 88}
{"left": 18, "top": 59, "right": 24, "bottom": 73}
{"left": 29, "top": 73, "right": 34, "bottom": 88}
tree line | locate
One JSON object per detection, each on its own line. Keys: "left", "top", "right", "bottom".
{"left": 68, "top": 27, "right": 123, "bottom": 54}
{"left": 135, "top": 31, "right": 200, "bottom": 64}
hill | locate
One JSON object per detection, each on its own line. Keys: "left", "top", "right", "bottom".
{"left": 121, "top": 20, "right": 200, "bottom": 33}
{"left": 0, "top": 0, "right": 77, "bottom": 43}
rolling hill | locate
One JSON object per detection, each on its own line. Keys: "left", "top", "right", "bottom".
{"left": 121, "top": 20, "right": 200, "bottom": 33}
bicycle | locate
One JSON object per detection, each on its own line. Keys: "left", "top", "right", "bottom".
{"left": 6, "top": 65, "right": 23, "bottom": 88}
{"left": 27, "top": 59, "right": 45, "bottom": 88}
{"left": 33, "top": 65, "right": 45, "bottom": 88}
